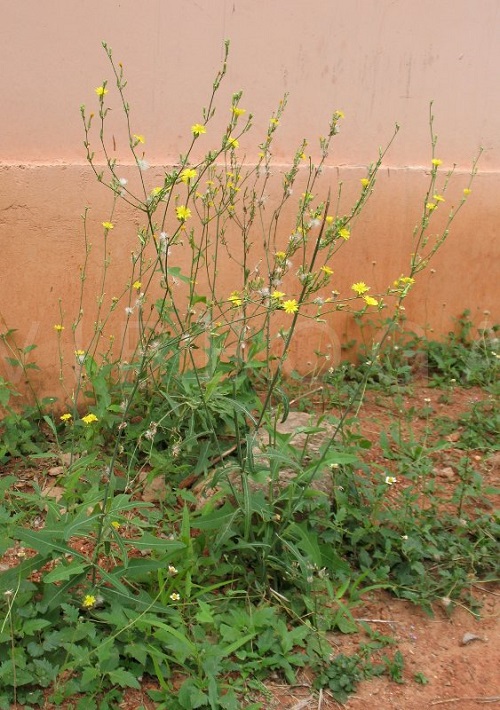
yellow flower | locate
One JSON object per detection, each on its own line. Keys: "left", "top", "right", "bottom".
{"left": 229, "top": 291, "right": 242, "bottom": 307}
{"left": 325, "top": 215, "right": 334, "bottom": 224}
{"left": 110, "top": 521, "right": 120, "bottom": 530}
{"left": 180, "top": 168, "right": 197, "bottom": 183}
{"left": 334, "top": 109, "right": 345, "bottom": 119}
{"left": 283, "top": 299, "right": 298, "bottom": 314}
{"left": 82, "top": 413, "right": 98, "bottom": 425}
{"left": 82, "top": 594, "right": 96, "bottom": 608}
{"left": 275, "top": 251, "right": 287, "bottom": 260}
{"left": 463, "top": 188, "right": 472, "bottom": 196}
{"left": 60, "top": 413, "right": 72, "bottom": 422}
{"left": 431, "top": 158, "right": 442, "bottom": 167}
{"left": 360, "top": 178, "right": 370, "bottom": 187}
{"left": 363, "top": 295, "right": 379, "bottom": 307}
{"left": 175, "top": 205, "right": 191, "bottom": 221}
{"left": 132, "top": 280, "right": 142, "bottom": 290}
{"left": 394, "top": 275, "right": 415, "bottom": 288}
{"left": 170, "top": 592, "right": 180, "bottom": 601}
{"left": 95, "top": 86, "right": 108, "bottom": 97}
{"left": 75, "top": 349, "right": 85, "bottom": 358}
{"left": 433, "top": 194, "right": 445, "bottom": 202}
{"left": 338, "top": 228, "right": 350, "bottom": 240}
{"left": 351, "top": 282, "right": 370, "bottom": 295}
{"left": 54, "top": 324, "right": 64, "bottom": 332}
{"left": 132, "top": 134, "right": 145, "bottom": 144}
{"left": 227, "top": 136, "right": 239, "bottom": 149}
{"left": 426, "top": 203, "right": 437, "bottom": 211}
{"left": 320, "top": 265, "right": 334, "bottom": 276}
{"left": 191, "top": 123, "right": 206, "bottom": 137}
{"left": 231, "top": 107, "right": 246, "bottom": 117}
{"left": 102, "top": 221, "right": 114, "bottom": 230}
{"left": 269, "top": 117, "right": 280, "bottom": 126}
{"left": 271, "top": 290, "right": 285, "bottom": 299}
{"left": 385, "top": 476, "right": 397, "bottom": 485}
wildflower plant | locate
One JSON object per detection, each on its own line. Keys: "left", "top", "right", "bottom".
{"left": 0, "top": 40, "right": 491, "bottom": 709}
{"left": 64, "top": 42, "right": 478, "bottom": 586}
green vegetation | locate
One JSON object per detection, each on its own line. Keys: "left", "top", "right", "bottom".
{"left": 0, "top": 42, "right": 496, "bottom": 708}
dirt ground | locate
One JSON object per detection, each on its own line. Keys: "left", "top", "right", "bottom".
{"left": 94, "top": 584, "right": 499, "bottom": 710}
{"left": 3, "top": 382, "right": 499, "bottom": 709}
{"left": 261, "top": 589, "right": 500, "bottom": 710}
{"left": 252, "top": 383, "right": 500, "bottom": 710}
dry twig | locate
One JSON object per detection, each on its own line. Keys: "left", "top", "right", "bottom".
{"left": 430, "top": 696, "right": 500, "bottom": 706}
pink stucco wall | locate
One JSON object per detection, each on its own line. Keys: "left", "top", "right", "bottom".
{"left": 1, "top": 1, "right": 499, "bottom": 396}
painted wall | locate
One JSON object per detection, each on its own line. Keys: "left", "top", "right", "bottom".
{"left": 1, "top": 1, "right": 499, "bottom": 398}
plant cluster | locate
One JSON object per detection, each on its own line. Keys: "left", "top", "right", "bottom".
{"left": 0, "top": 41, "right": 495, "bottom": 708}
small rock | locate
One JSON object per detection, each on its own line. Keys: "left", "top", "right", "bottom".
{"left": 461, "top": 632, "right": 485, "bottom": 646}
{"left": 437, "top": 466, "right": 455, "bottom": 480}
{"left": 48, "top": 466, "right": 65, "bottom": 477}
{"left": 138, "top": 472, "right": 167, "bottom": 503}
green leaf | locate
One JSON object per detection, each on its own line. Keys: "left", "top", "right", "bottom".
{"left": 42, "top": 414, "right": 58, "bottom": 437}
{"left": 32, "top": 657, "right": 58, "bottom": 687}
{"left": 286, "top": 522, "right": 323, "bottom": 568}
{"left": 22, "top": 618, "right": 52, "bottom": 635}
{"left": 195, "top": 600, "right": 215, "bottom": 625}
{"left": 335, "top": 612, "right": 358, "bottom": 634}
{"left": 167, "top": 266, "right": 190, "bottom": 283}
{"left": 5, "top": 357, "right": 20, "bottom": 368}
{"left": 107, "top": 668, "right": 141, "bottom": 689}
{"left": 178, "top": 679, "right": 208, "bottom": 709}
{"left": 0, "top": 661, "right": 33, "bottom": 686}
{"left": 124, "top": 533, "right": 185, "bottom": 552}
{"left": 0, "top": 387, "right": 11, "bottom": 407}
{"left": 191, "top": 294, "right": 207, "bottom": 305}
{"left": 220, "top": 631, "right": 258, "bottom": 659}
{"left": 321, "top": 451, "right": 359, "bottom": 465}
{"left": 43, "top": 561, "right": 89, "bottom": 583}
{"left": 80, "top": 666, "right": 100, "bottom": 690}
{"left": 149, "top": 620, "right": 196, "bottom": 656}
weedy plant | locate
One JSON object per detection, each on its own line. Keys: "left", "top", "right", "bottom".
{"left": 0, "top": 40, "right": 495, "bottom": 709}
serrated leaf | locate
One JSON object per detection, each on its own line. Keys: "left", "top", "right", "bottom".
{"left": 80, "top": 666, "right": 100, "bottom": 689}
{"left": 27, "top": 641, "right": 44, "bottom": 658}
{"left": 0, "top": 660, "right": 33, "bottom": 686}
{"left": 107, "top": 668, "right": 141, "bottom": 689}
{"left": 178, "top": 679, "right": 208, "bottom": 709}
{"left": 123, "top": 642, "right": 148, "bottom": 666}
{"left": 33, "top": 657, "right": 58, "bottom": 686}
{"left": 195, "top": 599, "right": 215, "bottom": 625}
